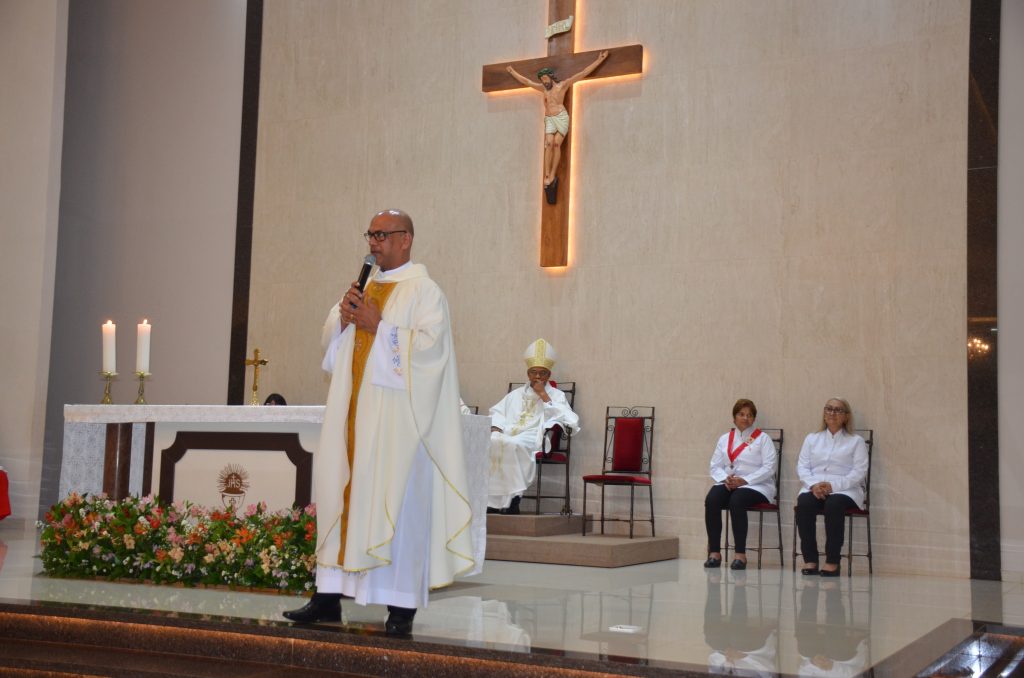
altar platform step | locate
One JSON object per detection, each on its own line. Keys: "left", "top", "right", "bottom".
{"left": 486, "top": 512, "right": 584, "bottom": 537}
{"left": 485, "top": 533, "right": 679, "bottom": 568}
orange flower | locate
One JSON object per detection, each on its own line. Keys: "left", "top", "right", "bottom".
{"left": 232, "top": 527, "right": 255, "bottom": 546}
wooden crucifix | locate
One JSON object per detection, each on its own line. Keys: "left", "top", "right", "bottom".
{"left": 481, "top": 0, "right": 643, "bottom": 267}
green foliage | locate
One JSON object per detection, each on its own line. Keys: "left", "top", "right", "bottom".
{"left": 38, "top": 493, "right": 317, "bottom": 593}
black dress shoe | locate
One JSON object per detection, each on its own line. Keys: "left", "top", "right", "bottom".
{"left": 729, "top": 559, "right": 747, "bottom": 570}
{"left": 819, "top": 565, "right": 841, "bottom": 577}
{"left": 507, "top": 496, "right": 521, "bottom": 515}
{"left": 282, "top": 592, "right": 341, "bottom": 623}
{"left": 385, "top": 605, "right": 416, "bottom": 636}
{"left": 703, "top": 557, "right": 722, "bottom": 568}
{"left": 486, "top": 506, "right": 499, "bottom": 514}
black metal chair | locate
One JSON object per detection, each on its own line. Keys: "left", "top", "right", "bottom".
{"left": 791, "top": 429, "right": 874, "bottom": 576}
{"left": 507, "top": 381, "right": 576, "bottom": 515}
{"left": 581, "top": 406, "right": 656, "bottom": 538}
{"left": 721, "top": 428, "right": 784, "bottom": 569}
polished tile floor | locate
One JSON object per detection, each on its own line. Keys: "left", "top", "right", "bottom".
{"left": 2, "top": 527, "right": 1023, "bottom": 676}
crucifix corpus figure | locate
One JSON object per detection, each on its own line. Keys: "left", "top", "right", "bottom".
{"left": 506, "top": 50, "right": 608, "bottom": 205}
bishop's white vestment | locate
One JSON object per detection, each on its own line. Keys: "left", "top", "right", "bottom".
{"left": 486, "top": 383, "right": 579, "bottom": 509}
{"left": 314, "top": 262, "right": 474, "bottom": 609}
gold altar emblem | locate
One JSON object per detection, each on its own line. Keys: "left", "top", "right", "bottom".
{"left": 217, "top": 463, "right": 251, "bottom": 510}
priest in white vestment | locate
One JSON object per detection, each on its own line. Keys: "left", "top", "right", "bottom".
{"left": 486, "top": 339, "right": 579, "bottom": 514}
{"left": 283, "top": 209, "right": 474, "bottom": 636}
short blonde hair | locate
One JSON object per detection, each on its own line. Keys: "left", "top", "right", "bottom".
{"left": 818, "top": 397, "right": 855, "bottom": 433}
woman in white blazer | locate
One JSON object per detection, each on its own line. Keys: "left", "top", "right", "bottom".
{"left": 795, "top": 398, "right": 869, "bottom": 577}
{"left": 703, "top": 399, "right": 778, "bottom": 571}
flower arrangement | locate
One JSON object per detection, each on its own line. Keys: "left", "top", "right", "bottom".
{"left": 38, "top": 493, "right": 317, "bottom": 594}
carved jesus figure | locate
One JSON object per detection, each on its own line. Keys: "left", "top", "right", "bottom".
{"left": 506, "top": 50, "right": 608, "bottom": 202}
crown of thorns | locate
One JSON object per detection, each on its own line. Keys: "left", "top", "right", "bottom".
{"left": 537, "top": 67, "right": 556, "bottom": 78}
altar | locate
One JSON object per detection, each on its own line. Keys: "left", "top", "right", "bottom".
{"left": 61, "top": 404, "right": 491, "bottom": 574}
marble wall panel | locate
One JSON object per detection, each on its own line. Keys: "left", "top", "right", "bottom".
{"left": 249, "top": 0, "right": 971, "bottom": 576}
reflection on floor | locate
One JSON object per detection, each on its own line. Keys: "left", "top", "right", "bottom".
{"left": 2, "top": 528, "right": 1024, "bottom": 675}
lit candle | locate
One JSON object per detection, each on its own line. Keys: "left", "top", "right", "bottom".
{"left": 136, "top": 319, "right": 151, "bottom": 374}
{"left": 102, "top": 320, "right": 116, "bottom": 373}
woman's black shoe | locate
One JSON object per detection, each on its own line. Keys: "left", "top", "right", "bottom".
{"left": 729, "top": 559, "right": 747, "bottom": 570}
{"left": 800, "top": 565, "right": 819, "bottom": 575}
{"left": 385, "top": 605, "right": 416, "bottom": 636}
{"left": 703, "top": 557, "right": 722, "bottom": 568}
{"left": 282, "top": 592, "right": 342, "bottom": 623}
{"left": 819, "top": 565, "right": 841, "bottom": 577}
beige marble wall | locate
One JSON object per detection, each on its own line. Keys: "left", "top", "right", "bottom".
{"left": 0, "top": 0, "right": 67, "bottom": 531}
{"left": 249, "top": 0, "right": 971, "bottom": 576}
{"left": 999, "top": 0, "right": 1024, "bottom": 584}
{"left": 38, "top": 0, "right": 247, "bottom": 517}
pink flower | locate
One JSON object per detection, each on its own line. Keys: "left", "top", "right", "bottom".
{"left": 304, "top": 504, "right": 317, "bottom": 517}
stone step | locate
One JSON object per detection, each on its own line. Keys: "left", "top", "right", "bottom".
{"left": 485, "top": 534, "right": 679, "bottom": 568}
{"left": 486, "top": 513, "right": 584, "bottom": 537}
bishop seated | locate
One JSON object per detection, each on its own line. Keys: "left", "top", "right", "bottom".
{"left": 486, "top": 339, "right": 579, "bottom": 515}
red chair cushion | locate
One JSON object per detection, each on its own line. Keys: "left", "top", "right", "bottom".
{"left": 535, "top": 451, "right": 568, "bottom": 463}
{"left": 611, "top": 418, "right": 644, "bottom": 472}
{"left": 846, "top": 507, "right": 870, "bottom": 515}
{"left": 0, "top": 470, "right": 10, "bottom": 520}
{"left": 582, "top": 473, "right": 651, "bottom": 485}
{"left": 749, "top": 502, "right": 778, "bottom": 511}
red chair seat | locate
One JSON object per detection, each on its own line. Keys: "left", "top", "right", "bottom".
{"left": 846, "top": 507, "right": 869, "bottom": 516}
{"left": 582, "top": 474, "right": 651, "bottom": 485}
{"left": 749, "top": 502, "right": 778, "bottom": 511}
{"left": 535, "top": 451, "right": 568, "bottom": 463}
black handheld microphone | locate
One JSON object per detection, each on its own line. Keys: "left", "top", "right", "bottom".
{"left": 351, "top": 254, "right": 377, "bottom": 308}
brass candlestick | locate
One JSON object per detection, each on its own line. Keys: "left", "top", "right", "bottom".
{"left": 134, "top": 371, "right": 151, "bottom": 404}
{"left": 99, "top": 371, "right": 117, "bottom": 404}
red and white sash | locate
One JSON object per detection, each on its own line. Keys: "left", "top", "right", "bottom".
{"left": 727, "top": 428, "right": 762, "bottom": 464}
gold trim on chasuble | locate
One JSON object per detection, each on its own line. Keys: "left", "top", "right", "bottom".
{"left": 338, "top": 281, "right": 397, "bottom": 564}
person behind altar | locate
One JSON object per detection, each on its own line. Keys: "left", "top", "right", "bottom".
{"left": 282, "top": 209, "right": 474, "bottom": 636}
{"left": 485, "top": 339, "right": 579, "bottom": 515}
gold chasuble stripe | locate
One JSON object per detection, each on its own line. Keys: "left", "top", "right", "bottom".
{"left": 338, "top": 281, "right": 397, "bottom": 562}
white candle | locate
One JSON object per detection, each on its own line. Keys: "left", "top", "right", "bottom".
{"left": 136, "top": 319, "right": 151, "bottom": 374}
{"left": 102, "top": 320, "right": 116, "bottom": 373}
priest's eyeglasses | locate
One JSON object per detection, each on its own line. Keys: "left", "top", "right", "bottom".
{"left": 364, "top": 230, "right": 408, "bottom": 242}
{"left": 823, "top": 406, "right": 847, "bottom": 415}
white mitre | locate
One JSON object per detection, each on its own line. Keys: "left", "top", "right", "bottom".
{"left": 523, "top": 338, "right": 556, "bottom": 370}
